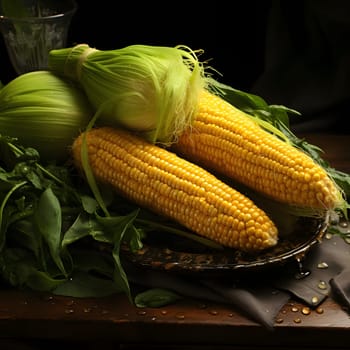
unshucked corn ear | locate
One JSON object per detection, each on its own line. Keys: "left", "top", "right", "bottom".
{"left": 0, "top": 71, "right": 93, "bottom": 162}
{"left": 71, "top": 126, "right": 279, "bottom": 252}
{"left": 48, "top": 43, "right": 205, "bottom": 144}
{"left": 172, "top": 90, "right": 345, "bottom": 214}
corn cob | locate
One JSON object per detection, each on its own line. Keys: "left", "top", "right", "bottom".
{"left": 71, "top": 126, "right": 278, "bottom": 252}
{"left": 172, "top": 90, "right": 344, "bottom": 213}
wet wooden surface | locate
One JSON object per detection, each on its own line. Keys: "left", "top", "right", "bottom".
{"left": 0, "top": 288, "right": 349, "bottom": 349}
{"left": 0, "top": 132, "right": 350, "bottom": 349}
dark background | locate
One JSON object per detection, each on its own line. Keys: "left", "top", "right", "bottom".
{"left": 69, "top": 1, "right": 271, "bottom": 92}
{"left": 1, "top": 0, "right": 349, "bottom": 133}
{"left": 0, "top": 0, "right": 272, "bottom": 89}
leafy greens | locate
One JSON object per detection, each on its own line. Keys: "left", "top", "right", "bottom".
{"left": 0, "top": 135, "right": 144, "bottom": 300}
{"left": 0, "top": 134, "right": 211, "bottom": 303}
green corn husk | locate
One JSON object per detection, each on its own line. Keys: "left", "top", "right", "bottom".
{"left": 0, "top": 70, "right": 94, "bottom": 163}
{"left": 48, "top": 43, "right": 207, "bottom": 144}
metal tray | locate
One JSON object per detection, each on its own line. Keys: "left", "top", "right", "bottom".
{"left": 121, "top": 215, "right": 329, "bottom": 276}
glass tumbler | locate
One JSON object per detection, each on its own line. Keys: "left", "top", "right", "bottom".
{"left": 0, "top": 0, "right": 77, "bottom": 75}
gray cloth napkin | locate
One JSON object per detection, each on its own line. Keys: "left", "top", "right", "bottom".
{"left": 126, "top": 233, "right": 350, "bottom": 330}
{"left": 273, "top": 233, "right": 350, "bottom": 307}
{"left": 126, "top": 261, "right": 290, "bottom": 330}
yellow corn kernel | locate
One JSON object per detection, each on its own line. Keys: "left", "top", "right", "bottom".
{"left": 72, "top": 126, "right": 278, "bottom": 252}
{"left": 172, "top": 90, "right": 344, "bottom": 212}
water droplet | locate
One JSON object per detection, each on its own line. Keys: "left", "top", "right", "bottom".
{"left": 83, "top": 307, "right": 92, "bottom": 313}
{"left": 291, "top": 306, "right": 299, "bottom": 312}
{"left": 137, "top": 310, "right": 147, "bottom": 316}
{"left": 295, "top": 270, "right": 311, "bottom": 279}
{"left": 151, "top": 316, "right": 157, "bottom": 321}
{"left": 325, "top": 233, "right": 333, "bottom": 240}
{"left": 294, "top": 257, "right": 310, "bottom": 279}
{"left": 209, "top": 310, "right": 218, "bottom": 316}
{"left": 301, "top": 307, "right": 311, "bottom": 315}
{"left": 228, "top": 313, "right": 233, "bottom": 317}
{"left": 175, "top": 313, "right": 185, "bottom": 320}
{"left": 311, "top": 296, "right": 319, "bottom": 305}
{"left": 339, "top": 221, "right": 349, "bottom": 228}
{"left": 275, "top": 318, "right": 284, "bottom": 324}
{"left": 160, "top": 310, "right": 168, "bottom": 315}
{"left": 64, "top": 308, "right": 74, "bottom": 314}
{"left": 293, "top": 318, "right": 302, "bottom": 324}
{"left": 42, "top": 295, "right": 54, "bottom": 302}
{"left": 318, "top": 280, "right": 328, "bottom": 290}
{"left": 317, "top": 262, "right": 329, "bottom": 269}
{"left": 316, "top": 307, "right": 324, "bottom": 314}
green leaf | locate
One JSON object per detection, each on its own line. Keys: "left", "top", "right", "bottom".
{"left": 53, "top": 270, "right": 120, "bottom": 298}
{"left": 62, "top": 212, "right": 113, "bottom": 247}
{"left": 135, "top": 288, "right": 182, "bottom": 308}
{"left": 52, "top": 249, "right": 122, "bottom": 297}
{"left": 96, "top": 210, "right": 140, "bottom": 302}
{"left": 327, "top": 168, "right": 350, "bottom": 198}
{"left": 266, "top": 104, "right": 301, "bottom": 126}
{"left": 215, "top": 83, "right": 293, "bottom": 143}
{"left": 24, "top": 167, "right": 43, "bottom": 190}
{"left": 62, "top": 209, "right": 143, "bottom": 300}
{"left": 34, "top": 187, "right": 66, "bottom": 275}
{"left": 0, "top": 180, "right": 27, "bottom": 251}
{"left": 211, "top": 80, "right": 268, "bottom": 110}
{"left": 72, "top": 250, "right": 114, "bottom": 276}
{"left": 81, "top": 194, "right": 99, "bottom": 214}
{"left": 8, "top": 219, "right": 41, "bottom": 258}
{"left": 123, "top": 224, "right": 145, "bottom": 252}
{"left": 0, "top": 247, "right": 66, "bottom": 292}
{"left": 81, "top": 129, "right": 110, "bottom": 217}
{"left": 25, "top": 267, "right": 66, "bottom": 291}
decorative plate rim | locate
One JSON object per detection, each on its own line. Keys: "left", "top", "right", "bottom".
{"left": 121, "top": 215, "right": 329, "bottom": 276}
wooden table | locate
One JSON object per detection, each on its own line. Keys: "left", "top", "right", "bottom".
{"left": 0, "top": 133, "right": 349, "bottom": 350}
